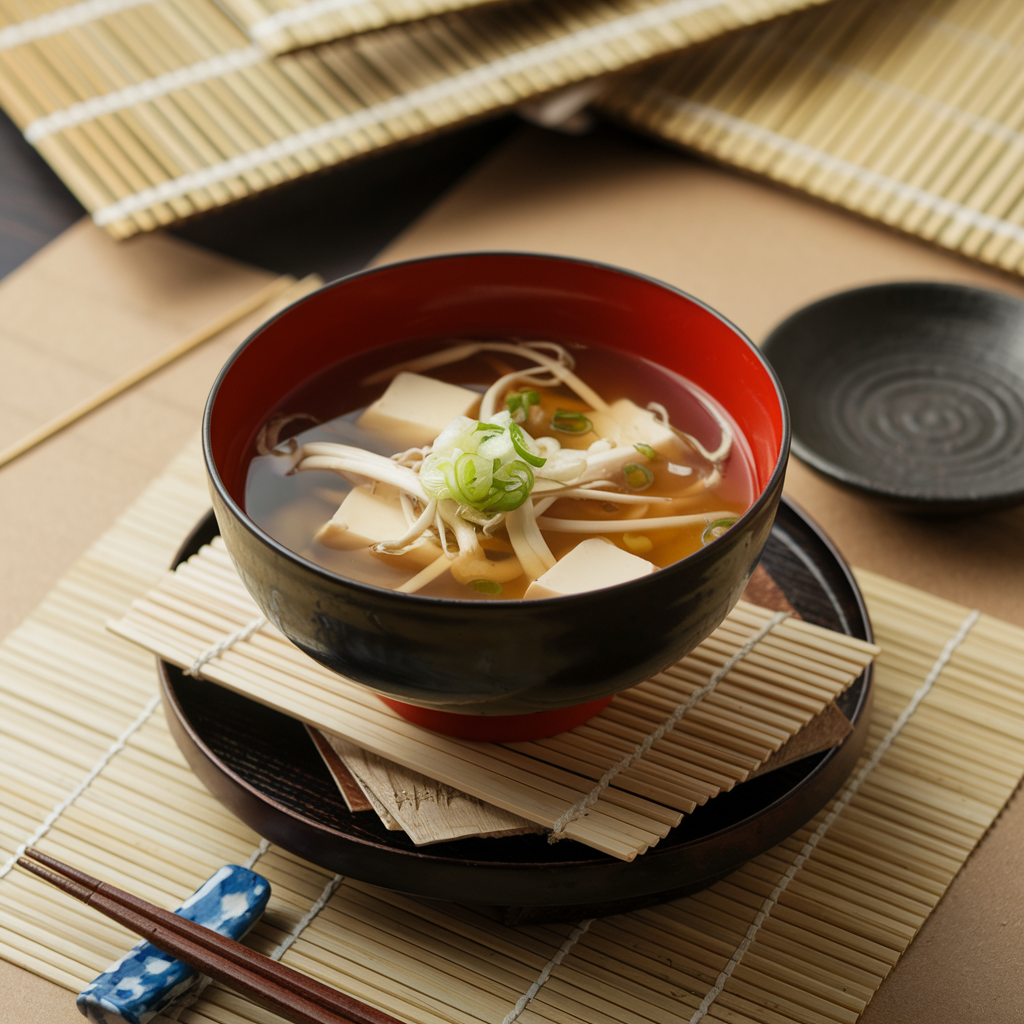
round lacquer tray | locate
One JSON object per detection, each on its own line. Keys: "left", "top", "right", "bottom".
{"left": 160, "top": 497, "right": 873, "bottom": 923}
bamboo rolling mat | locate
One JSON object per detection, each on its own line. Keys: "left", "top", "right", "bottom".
{"left": 108, "top": 539, "right": 877, "bottom": 861}
{"left": 601, "top": 0, "right": 1024, "bottom": 278}
{"left": 0, "top": 0, "right": 830, "bottom": 239}
{"left": 3, "top": 437, "right": 1024, "bottom": 1023}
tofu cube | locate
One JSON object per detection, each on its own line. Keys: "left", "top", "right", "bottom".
{"left": 588, "top": 398, "right": 685, "bottom": 457}
{"left": 356, "top": 371, "right": 480, "bottom": 450}
{"left": 524, "top": 537, "right": 654, "bottom": 599}
{"left": 315, "top": 484, "right": 441, "bottom": 569}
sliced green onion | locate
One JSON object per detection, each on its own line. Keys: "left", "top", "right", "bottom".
{"left": 471, "top": 579, "right": 503, "bottom": 596}
{"left": 422, "top": 415, "right": 538, "bottom": 513}
{"left": 633, "top": 442, "right": 656, "bottom": 459}
{"left": 551, "top": 409, "right": 593, "bottom": 435}
{"left": 623, "top": 463, "right": 654, "bottom": 490}
{"left": 482, "top": 460, "right": 535, "bottom": 511}
{"left": 702, "top": 517, "right": 738, "bottom": 546}
{"left": 505, "top": 389, "right": 540, "bottom": 424}
{"left": 509, "top": 423, "right": 546, "bottom": 467}
{"left": 453, "top": 452, "right": 492, "bottom": 506}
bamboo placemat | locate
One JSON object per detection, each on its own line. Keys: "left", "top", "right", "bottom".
{"left": 0, "top": 0, "right": 830, "bottom": 239}
{"left": 108, "top": 539, "right": 877, "bottom": 861}
{"left": 3, "top": 437, "right": 1024, "bottom": 1023}
{"left": 601, "top": 0, "right": 1024, "bottom": 277}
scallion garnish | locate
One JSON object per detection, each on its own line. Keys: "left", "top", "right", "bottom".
{"left": 505, "top": 389, "right": 540, "bottom": 423}
{"left": 481, "top": 460, "right": 534, "bottom": 511}
{"left": 420, "top": 412, "right": 538, "bottom": 513}
{"left": 551, "top": 409, "right": 593, "bottom": 434}
{"left": 633, "top": 442, "right": 656, "bottom": 459}
{"left": 509, "top": 423, "right": 546, "bottom": 467}
{"left": 471, "top": 579, "right": 503, "bottom": 595}
{"left": 453, "top": 452, "right": 492, "bottom": 506}
{"left": 701, "top": 517, "right": 738, "bottom": 545}
{"left": 623, "top": 463, "right": 654, "bottom": 490}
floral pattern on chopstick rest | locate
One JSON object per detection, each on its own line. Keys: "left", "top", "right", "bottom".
{"left": 77, "top": 864, "right": 271, "bottom": 1024}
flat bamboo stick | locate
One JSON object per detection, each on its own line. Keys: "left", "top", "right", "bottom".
{"left": 0, "top": 275, "right": 310, "bottom": 470}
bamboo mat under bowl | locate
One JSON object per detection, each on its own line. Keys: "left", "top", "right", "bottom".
{"left": 149, "top": 498, "right": 874, "bottom": 919}
{"left": 3, "top": 438, "right": 1024, "bottom": 1024}
{"left": 0, "top": 0, "right": 829, "bottom": 238}
{"left": 110, "top": 534, "right": 876, "bottom": 862}
{"left": 601, "top": 0, "right": 1024, "bottom": 278}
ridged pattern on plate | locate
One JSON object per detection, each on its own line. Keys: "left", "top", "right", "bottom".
{"left": 815, "top": 349, "right": 1024, "bottom": 494}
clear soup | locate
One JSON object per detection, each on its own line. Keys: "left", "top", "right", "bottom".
{"left": 245, "top": 338, "right": 754, "bottom": 600}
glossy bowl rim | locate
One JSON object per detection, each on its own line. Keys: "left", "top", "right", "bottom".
{"left": 203, "top": 250, "right": 792, "bottom": 607}
{"left": 762, "top": 279, "right": 1024, "bottom": 511}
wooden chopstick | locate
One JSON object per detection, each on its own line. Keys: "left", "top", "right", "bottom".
{"left": 17, "top": 848, "right": 404, "bottom": 1024}
{"left": 0, "top": 274, "right": 321, "bottom": 472}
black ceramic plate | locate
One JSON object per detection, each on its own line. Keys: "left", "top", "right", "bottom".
{"left": 160, "top": 498, "right": 872, "bottom": 922}
{"left": 762, "top": 282, "right": 1024, "bottom": 513}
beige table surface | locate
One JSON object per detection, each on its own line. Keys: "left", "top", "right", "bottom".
{"left": 2, "top": 124, "right": 1023, "bottom": 1022}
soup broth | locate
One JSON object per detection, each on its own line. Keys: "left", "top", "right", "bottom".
{"left": 245, "top": 339, "right": 754, "bottom": 600}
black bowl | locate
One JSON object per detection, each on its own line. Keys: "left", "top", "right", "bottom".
{"left": 762, "top": 281, "right": 1024, "bottom": 514}
{"left": 203, "top": 253, "right": 790, "bottom": 730}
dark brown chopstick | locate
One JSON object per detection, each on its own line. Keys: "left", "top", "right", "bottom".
{"left": 18, "top": 849, "right": 404, "bottom": 1024}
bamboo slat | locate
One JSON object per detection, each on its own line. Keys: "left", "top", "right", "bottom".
{"left": 602, "top": 0, "right": 1024, "bottom": 278}
{"left": 2, "top": 436, "right": 1024, "bottom": 1023}
{"left": 219, "top": 0, "right": 512, "bottom": 57}
{"left": 0, "top": 0, "right": 831, "bottom": 237}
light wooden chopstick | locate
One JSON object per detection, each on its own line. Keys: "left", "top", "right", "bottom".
{"left": 0, "top": 273, "right": 321, "bottom": 470}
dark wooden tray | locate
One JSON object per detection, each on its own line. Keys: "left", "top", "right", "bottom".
{"left": 160, "top": 497, "right": 873, "bottom": 922}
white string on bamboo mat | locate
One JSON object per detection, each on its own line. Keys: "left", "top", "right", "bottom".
{"left": 186, "top": 615, "right": 267, "bottom": 677}
{"left": 242, "top": 838, "right": 272, "bottom": 870}
{"left": 501, "top": 918, "right": 594, "bottom": 1024}
{"left": 87, "top": 0, "right": 736, "bottom": 226}
{"left": 686, "top": 607, "right": 980, "bottom": 1024}
{"left": 0, "top": 0, "right": 153, "bottom": 50}
{"left": 0, "top": 693, "right": 162, "bottom": 880}
{"left": 272, "top": 872, "right": 346, "bottom": 960}
{"left": 23, "top": 45, "right": 266, "bottom": 142}
{"left": 657, "top": 97, "right": 1024, "bottom": 247}
{"left": 548, "top": 610, "right": 790, "bottom": 842}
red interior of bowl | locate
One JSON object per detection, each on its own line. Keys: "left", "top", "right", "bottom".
{"left": 209, "top": 253, "right": 786, "bottom": 506}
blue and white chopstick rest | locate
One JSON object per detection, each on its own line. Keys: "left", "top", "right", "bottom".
{"left": 77, "top": 864, "right": 271, "bottom": 1024}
